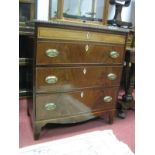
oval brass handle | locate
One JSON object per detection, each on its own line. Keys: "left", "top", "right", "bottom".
{"left": 45, "top": 75, "right": 58, "bottom": 84}
{"left": 110, "top": 51, "right": 119, "bottom": 59}
{"left": 45, "top": 103, "right": 56, "bottom": 111}
{"left": 107, "top": 73, "right": 117, "bottom": 80}
{"left": 103, "top": 96, "right": 112, "bottom": 103}
{"left": 46, "top": 49, "right": 59, "bottom": 57}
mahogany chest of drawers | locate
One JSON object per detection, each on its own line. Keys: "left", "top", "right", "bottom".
{"left": 28, "top": 21, "right": 128, "bottom": 140}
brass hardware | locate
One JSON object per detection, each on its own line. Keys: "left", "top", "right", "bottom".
{"left": 45, "top": 103, "right": 56, "bottom": 111}
{"left": 46, "top": 49, "right": 59, "bottom": 57}
{"left": 103, "top": 96, "right": 112, "bottom": 103}
{"left": 85, "top": 44, "right": 89, "bottom": 51}
{"left": 110, "top": 51, "right": 119, "bottom": 59}
{"left": 45, "top": 76, "right": 58, "bottom": 84}
{"left": 107, "top": 73, "right": 117, "bottom": 80}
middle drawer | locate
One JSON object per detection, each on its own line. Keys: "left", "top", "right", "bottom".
{"left": 36, "top": 41, "right": 124, "bottom": 65}
{"left": 36, "top": 66, "right": 122, "bottom": 93}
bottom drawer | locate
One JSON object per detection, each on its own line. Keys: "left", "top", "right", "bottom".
{"left": 35, "top": 87, "right": 118, "bottom": 121}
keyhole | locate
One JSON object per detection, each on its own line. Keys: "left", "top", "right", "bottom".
{"left": 85, "top": 45, "right": 89, "bottom": 52}
{"left": 83, "top": 68, "right": 87, "bottom": 75}
{"left": 87, "top": 32, "right": 90, "bottom": 39}
{"left": 81, "top": 91, "right": 84, "bottom": 98}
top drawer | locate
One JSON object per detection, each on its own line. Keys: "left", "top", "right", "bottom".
{"left": 37, "top": 27, "right": 126, "bottom": 45}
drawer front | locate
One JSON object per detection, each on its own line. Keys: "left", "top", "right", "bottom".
{"left": 36, "top": 87, "right": 118, "bottom": 121}
{"left": 36, "top": 41, "right": 124, "bottom": 65}
{"left": 37, "top": 27, "right": 126, "bottom": 44}
{"left": 36, "top": 66, "right": 122, "bottom": 92}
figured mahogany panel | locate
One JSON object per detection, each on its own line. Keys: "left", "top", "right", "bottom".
{"left": 36, "top": 66, "right": 122, "bottom": 92}
{"left": 36, "top": 41, "right": 124, "bottom": 65}
{"left": 35, "top": 87, "right": 118, "bottom": 121}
